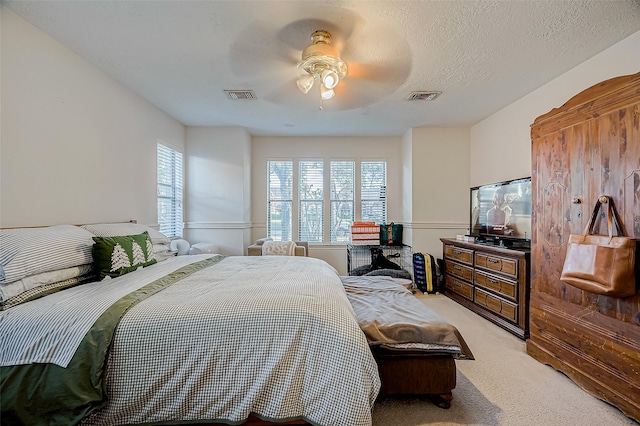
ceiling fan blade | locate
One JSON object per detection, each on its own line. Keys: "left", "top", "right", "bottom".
{"left": 228, "top": 21, "right": 299, "bottom": 84}
{"left": 347, "top": 59, "right": 411, "bottom": 85}
{"left": 261, "top": 78, "right": 323, "bottom": 110}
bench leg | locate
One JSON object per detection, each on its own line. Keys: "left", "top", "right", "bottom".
{"left": 429, "top": 392, "right": 453, "bottom": 409}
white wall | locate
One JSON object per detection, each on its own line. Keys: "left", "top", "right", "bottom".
{"left": 470, "top": 30, "right": 640, "bottom": 187}
{"left": 184, "top": 126, "right": 251, "bottom": 255}
{"left": 0, "top": 7, "right": 185, "bottom": 228}
{"left": 403, "top": 127, "right": 470, "bottom": 259}
{"left": 401, "top": 130, "right": 414, "bottom": 227}
{"left": 251, "top": 136, "right": 402, "bottom": 274}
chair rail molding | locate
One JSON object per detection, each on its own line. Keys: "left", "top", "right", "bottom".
{"left": 185, "top": 221, "right": 253, "bottom": 230}
{"left": 406, "top": 221, "right": 467, "bottom": 230}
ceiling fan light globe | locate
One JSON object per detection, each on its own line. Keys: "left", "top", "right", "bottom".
{"left": 297, "top": 75, "right": 314, "bottom": 94}
{"left": 320, "top": 85, "right": 335, "bottom": 100}
{"left": 321, "top": 69, "right": 339, "bottom": 89}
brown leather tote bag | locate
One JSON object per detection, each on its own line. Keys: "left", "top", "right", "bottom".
{"left": 560, "top": 196, "right": 637, "bottom": 298}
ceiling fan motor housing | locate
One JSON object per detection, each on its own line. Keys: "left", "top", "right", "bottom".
{"left": 298, "top": 30, "right": 347, "bottom": 80}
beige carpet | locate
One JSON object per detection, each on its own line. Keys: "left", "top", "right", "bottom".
{"left": 372, "top": 293, "right": 638, "bottom": 426}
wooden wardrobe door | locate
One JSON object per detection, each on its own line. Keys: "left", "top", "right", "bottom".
{"left": 531, "top": 121, "right": 587, "bottom": 301}
{"left": 528, "top": 72, "right": 640, "bottom": 421}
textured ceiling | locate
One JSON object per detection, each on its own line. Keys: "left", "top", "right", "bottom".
{"left": 4, "top": 0, "right": 640, "bottom": 136}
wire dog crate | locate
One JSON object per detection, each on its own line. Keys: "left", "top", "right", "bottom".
{"left": 346, "top": 244, "right": 413, "bottom": 280}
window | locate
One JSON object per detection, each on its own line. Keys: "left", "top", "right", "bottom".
{"left": 267, "top": 160, "right": 293, "bottom": 241}
{"left": 157, "top": 143, "right": 183, "bottom": 237}
{"left": 299, "top": 160, "right": 324, "bottom": 242}
{"left": 361, "top": 161, "right": 387, "bottom": 224}
{"left": 267, "top": 159, "right": 387, "bottom": 244}
{"left": 331, "top": 161, "right": 354, "bottom": 242}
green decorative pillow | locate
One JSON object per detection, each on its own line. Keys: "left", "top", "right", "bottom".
{"left": 92, "top": 232, "right": 157, "bottom": 279}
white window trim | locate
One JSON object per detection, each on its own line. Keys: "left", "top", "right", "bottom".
{"left": 157, "top": 141, "right": 184, "bottom": 238}
{"left": 267, "top": 157, "right": 387, "bottom": 245}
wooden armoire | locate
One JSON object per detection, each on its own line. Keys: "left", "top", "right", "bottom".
{"left": 528, "top": 72, "right": 640, "bottom": 421}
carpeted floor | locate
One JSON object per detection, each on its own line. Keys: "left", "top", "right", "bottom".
{"left": 371, "top": 293, "right": 638, "bottom": 426}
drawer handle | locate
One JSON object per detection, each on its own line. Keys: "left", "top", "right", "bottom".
{"left": 454, "top": 265, "right": 462, "bottom": 271}
{"left": 488, "top": 278, "right": 499, "bottom": 284}
{"left": 453, "top": 249, "right": 462, "bottom": 255}
{"left": 488, "top": 258, "right": 500, "bottom": 264}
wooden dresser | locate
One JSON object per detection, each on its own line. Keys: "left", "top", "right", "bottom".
{"left": 440, "top": 238, "right": 530, "bottom": 339}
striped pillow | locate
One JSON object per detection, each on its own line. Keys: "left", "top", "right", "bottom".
{"left": 0, "top": 225, "right": 95, "bottom": 284}
{"left": 81, "top": 223, "right": 170, "bottom": 245}
{"left": 0, "top": 273, "right": 96, "bottom": 311}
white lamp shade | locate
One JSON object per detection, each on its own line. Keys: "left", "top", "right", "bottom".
{"left": 321, "top": 69, "right": 339, "bottom": 89}
{"left": 296, "top": 74, "right": 314, "bottom": 94}
{"left": 320, "top": 85, "right": 335, "bottom": 100}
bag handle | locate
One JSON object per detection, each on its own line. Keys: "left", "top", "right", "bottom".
{"left": 582, "top": 195, "right": 625, "bottom": 240}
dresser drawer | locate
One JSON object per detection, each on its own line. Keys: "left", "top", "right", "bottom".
{"left": 445, "top": 259, "right": 473, "bottom": 282}
{"left": 475, "top": 252, "right": 518, "bottom": 278}
{"left": 444, "top": 245, "right": 473, "bottom": 266}
{"left": 474, "top": 270, "right": 517, "bottom": 301}
{"left": 445, "top": 275, "right": 473, "bottom": 301}
{"left": 474, "top": 288, "right": 517, "bottom": 322}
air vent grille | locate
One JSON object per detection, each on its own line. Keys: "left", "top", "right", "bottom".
{"left": 224, "top": 90, "right": 257, "bottom": 100}
{"left": 407, "top": 91, "right": 442, "bottom": 101}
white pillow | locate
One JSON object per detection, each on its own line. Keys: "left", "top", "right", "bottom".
{"left": 170, "top": 239, "right": 191, "bottom": 256}
{"left": 262, "top": 240, "right": 296, "bottom": 256}
{"left": 152, "top": 243, "right": 177, "bottom": 262}
{"left": 81, "top": 223, "right": 171, "bottom": 245}
{"left": 0, "top": 264, "right": 94, "bottom": 302}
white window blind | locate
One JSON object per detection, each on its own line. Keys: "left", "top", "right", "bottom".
{"left": 266, "top": 159, "right": 387, "bottom": 244}
{"left": 361, "top": 161, "right": 387, "bottom": 224}
{"left": 267, "top": 160, "right": 293, "bottom": 241}
{"left": 330, "top": 161, "right": 355, "bottom": 242}
{"left": 299, "top": 160, "right": 324, "bottom": 242}
{"left": 157, "top": 143, "right": 183, "bottom": 237}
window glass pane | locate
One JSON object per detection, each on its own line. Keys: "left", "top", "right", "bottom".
{"left": 331, "top": 161, "right": 355, "bottom": 242}
{"left": 157, "top": 143, "right": 183, "bottom": 237}
{"left": 267, "top": 161, "right": 293, "bottom": 241}
{"left": 299, "top": 160, "right": 323, "bottom": 242}
{"left": 361, "top": 161, "right": 386, "bottom": 224}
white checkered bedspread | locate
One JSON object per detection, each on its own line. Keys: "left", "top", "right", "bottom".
{"left": 80, "top": 255, "right": 380, "bottom": 426}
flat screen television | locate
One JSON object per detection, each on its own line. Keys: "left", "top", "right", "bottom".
{"left": 470, "top": 177, "right": 532, "bottom": 248}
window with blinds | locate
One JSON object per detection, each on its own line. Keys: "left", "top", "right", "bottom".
{"left": 330, "top": 161, "right": 355, "bottom": 242}
{"left": 299, "top": 160, "right": 324, "bottom": 242}
{"left": 157, "top": 143, "right": 183, "bottom": 237}
{"left": 361, "top": 161, "right": 387, "bottom": 224}
{"left": 266, "top": 159, "right": 387, "bottom": 244}
{"left": 267, "top": 160, "right": 293, "bottom": 241}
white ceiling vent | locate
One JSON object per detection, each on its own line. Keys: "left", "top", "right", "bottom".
{"left": 407, "top": 91, "right": 442, "bottom": 101}
{"left": 224, "top": 90, "right": 257, "bottom": 100}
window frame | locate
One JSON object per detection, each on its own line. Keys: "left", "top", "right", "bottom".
{"left": 298, "top": 159, "right": 325, "bottom": 243}
{"left": 267, "top": 159, "right": 294, "bottom": 242}
{"left": 266, "top": 157, "right": 387, "bottom": 245}
{"left": 157, "top": 141, "right": 184, "bottom": 238}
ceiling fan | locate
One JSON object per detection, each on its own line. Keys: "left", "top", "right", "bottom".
{"left": 295, "top": 30, "right": 348, "bottom": 107}
{"left": 228, "top": 10, "right": 412, "bottom": 111}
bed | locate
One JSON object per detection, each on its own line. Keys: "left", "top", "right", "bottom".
{"left": 0, "top": 224, "right": 472, "bottom": 425}
{"left": 0, "top": 224, "right": 379, "bottom": 426}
